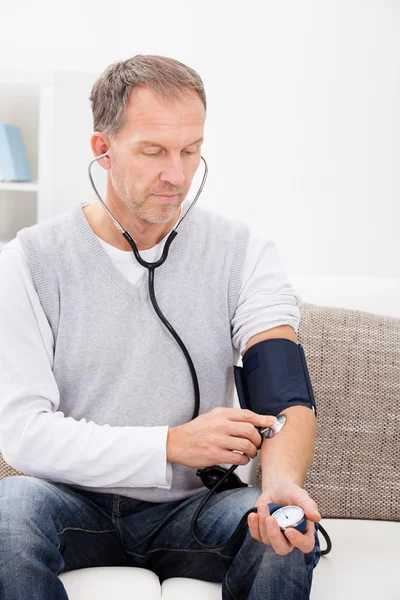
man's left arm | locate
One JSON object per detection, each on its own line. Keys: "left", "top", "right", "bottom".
{"left": 242, "top": 324, "right": 321, "bottom": 555}
{"left": 260, "top": 404, "right": 316, "bottom": 489}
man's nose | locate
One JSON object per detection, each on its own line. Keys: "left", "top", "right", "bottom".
{"left": 159, "top": 156, "right": 186, "bottom": 186}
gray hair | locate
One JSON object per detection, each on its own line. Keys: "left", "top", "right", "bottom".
{"left": 89, "top": 55, "right": 206, "bottom": 141}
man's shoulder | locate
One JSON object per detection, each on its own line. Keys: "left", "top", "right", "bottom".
{"left": 19, "top": 205, "right": 77, "bottom": 237}
{"left": 16, "top": 204, "right": 79, "bottom": 255}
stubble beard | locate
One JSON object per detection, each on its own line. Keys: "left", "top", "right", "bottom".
{"left": 110, "top": 167, "right": 183, "bottom": 225}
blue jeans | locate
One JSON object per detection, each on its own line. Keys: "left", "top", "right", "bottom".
{"left": 0, "top": 476, "right": 320, "bottom": 599}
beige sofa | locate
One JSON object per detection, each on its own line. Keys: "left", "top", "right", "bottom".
{"left": 1, "top": 276, "right": 399, "bottom": 599}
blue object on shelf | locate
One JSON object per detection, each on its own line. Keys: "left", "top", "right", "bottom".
{"left": 0, "top": 123, "right": 33, "bottom": 182}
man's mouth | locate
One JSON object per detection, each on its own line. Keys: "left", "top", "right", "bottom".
{"left": 153, "top": 194, "right": 179, "bottom": 201}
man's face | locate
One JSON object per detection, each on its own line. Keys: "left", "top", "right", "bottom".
{"left": 108, "top": 86, "right": 206, "bottom": 224}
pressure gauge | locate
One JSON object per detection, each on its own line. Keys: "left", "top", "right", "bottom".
{"left": 268, "top": 504, "right": 307, "bottom": 534}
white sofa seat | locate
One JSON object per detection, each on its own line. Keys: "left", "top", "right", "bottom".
{"left": 59, "top": 518, "right": 400, "bottom": 599}
{"left": 161, "top": 578, "right": 221, "bottom": 599}
{"left": 310, "top": 519, "right": 400, "bottom": 599}
{"left": 59, "top": 566, "right": 162, "bottom": 599}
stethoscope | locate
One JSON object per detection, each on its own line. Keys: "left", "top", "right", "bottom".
{"left": 88, "top": 150, "right": 207, "bottom": 422}
{"left": 88, "top": 151, "right": 332, "bottom": 556}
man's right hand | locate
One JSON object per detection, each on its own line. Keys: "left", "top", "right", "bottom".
{"left": 166, "top": 407, "right": 277, "bottom": 468}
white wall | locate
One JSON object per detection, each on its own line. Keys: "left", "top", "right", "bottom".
{"left": 1, "top": 0, "right": 398, "bottom": 277}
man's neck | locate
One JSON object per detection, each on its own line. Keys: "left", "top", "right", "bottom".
{"left": 83, "top": 202, "right": 182, "bottom": 252}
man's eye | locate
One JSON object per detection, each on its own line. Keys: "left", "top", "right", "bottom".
{"left": 144, "top": 148, "right": 198, "bottom": 156}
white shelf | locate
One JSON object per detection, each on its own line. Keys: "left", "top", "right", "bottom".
{"left": 0, "top": 181, "right": 39, "bottom": 192}
{"left": 0, "top": 70, "right": 97, "bottom": 237}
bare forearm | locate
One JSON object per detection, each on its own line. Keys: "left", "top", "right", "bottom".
{"left": 260, "top": 405, "right": 316, "bottom": 491}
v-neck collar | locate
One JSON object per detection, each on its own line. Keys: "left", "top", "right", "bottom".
{"left": 73, "top": 200, "right": 192, "bottom": 300}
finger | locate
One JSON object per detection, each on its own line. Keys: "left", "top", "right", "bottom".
{"left": 307, "top": 507, "right": 322, "bottom": 522}
{"left": 257, "top": 503, "right": 271, "bottom": 545}
{"left": 248, "top": 513, "right": 262, "bottom": 542}
{"left": 284, "top": 520, "right": 316, "bottom": 554}
{"left": 265, "top": 516, "right": 293, "bottom": 556}
{"left": 226, "top": 436, "right": 259, "bottom": 458}
{"left": 219, "top": 450, "right": 251, "bottom": 466}
{"left": 297, "top": 497, "right": 321, "bottom": 522}
{"left": 224, "top": 408, "right": 277, "bottom": 428}
{"left": 226, "top": 422, "right": 263, "bottom": 448}
{"left": 276, "top": 489, "right": 321, "bottom": 524}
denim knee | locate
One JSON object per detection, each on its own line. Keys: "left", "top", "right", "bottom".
{"left": 213, "top": 486, "right": 261, "bottom": 525}
{"left": 0, "top": 475, "right": 51, "bottom": 510}
{"left": 0, "top": 477, "right": 71, "bottom": 598}
{"left": 0, "top": 476, "right": 58, "bottom": 549}
{"left": 223, "top": 486, "right": 262, "bottom": 517}
{"left": 210, "top": 485, "right": 262, "bottom": 548}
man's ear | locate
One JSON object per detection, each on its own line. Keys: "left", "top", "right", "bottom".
{"left": 90, "top": 132, "right": 111, "bottom": 169}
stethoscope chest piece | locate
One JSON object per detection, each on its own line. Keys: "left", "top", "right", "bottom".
{"left": 259, "top": 414, "right": 287, "bottom": 438}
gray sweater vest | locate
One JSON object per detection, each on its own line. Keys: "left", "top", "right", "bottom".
{"left": 17, "top": 202, "right": 250, "bottom": 502}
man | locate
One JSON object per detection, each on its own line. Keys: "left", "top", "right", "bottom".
{"left": 0, "top": 55, "right": 321, "bottom": 599}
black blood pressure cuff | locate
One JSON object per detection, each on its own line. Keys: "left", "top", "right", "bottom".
{"left": 234, "top": 338, "right": 317, "bottom": 417}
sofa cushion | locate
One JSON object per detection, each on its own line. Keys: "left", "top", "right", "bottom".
{"left": 59, "top": 566, "right": 161, "bottom": 599}
{"left": 256, "top": 302, "right": 400, "bottom": 521}
{"left": 161, "top": 577, "right": 221, "bottom": 599}
{"left": 0, "top": 452, "right": 23, "bottom": 479}
{"left": 310, "top": 519, "right": 400, "bottom": 599}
